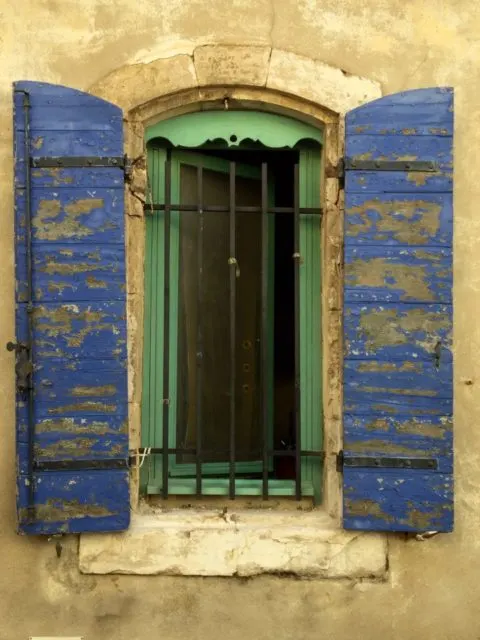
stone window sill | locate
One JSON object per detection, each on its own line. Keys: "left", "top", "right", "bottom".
{"left": 79, "top": 507, "right": 387, "bottom": 578}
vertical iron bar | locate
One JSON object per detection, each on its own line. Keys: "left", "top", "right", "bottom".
{"left": 195, "top": 166, "right": 204, "bottom": 496}
{"left": 229, "top": 162, "right": 236, "bottom": 499}
{"left": 20, "top": 90, "right": 35, "bottom": 521}
{"left": 293, "top": 163, "right": 302, "bottom": 500}
{"left": 261, "top": 163, "right": 269, "bottom": 500}
{"left": 162, "top": 157, "right": 172, "bottom": 499}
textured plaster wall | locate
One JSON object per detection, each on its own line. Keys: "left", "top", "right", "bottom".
{"left": 0, "top": 1, "right": 478, "bottom": 639}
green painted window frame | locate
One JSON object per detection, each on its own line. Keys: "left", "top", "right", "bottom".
{"left": 142, "top": 111, "right": 323, "bottom": 501}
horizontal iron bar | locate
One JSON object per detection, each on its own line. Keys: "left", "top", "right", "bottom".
{"left": 345, "top": 158, "right": 438, "bottom": 172}
{"left": 130, "top": 448, "right": 324, "bottom": 460}
{"left": 34, "top": 459, "right": 128, "bottom": 471}
{"left": 145, "top": 204, "right": 323, "bottom": 215}
{"left": 338, "top": 452, "right": 437, "bottom": 470}
{"left": 31, "top": 156, "right": 127, "bottom": 169}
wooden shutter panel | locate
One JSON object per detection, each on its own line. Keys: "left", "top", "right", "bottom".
{"left": 13, "top": 81, "right": 129, "bottom": 534}
{"left": 342, "top": 88, "right": 453, "bottom": 532}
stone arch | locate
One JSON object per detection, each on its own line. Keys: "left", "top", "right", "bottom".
{"left": 88, "top": 47, "right": 381, "bottom": 513}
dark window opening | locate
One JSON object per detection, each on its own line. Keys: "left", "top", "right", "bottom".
{"left": 175, "top": 149, "right": 297, "bottom": 482}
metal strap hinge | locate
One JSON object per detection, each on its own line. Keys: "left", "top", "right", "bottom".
{"left": 34, "top": 459, "right": 128, "bottom": 471}
{"left": 336, "top": 450, "right": 438, "bottom": 472}
{"left": 31, "top": 155, "right": 132, "bottom": 180}
{"left": 344, "top": 158, "right": 438, "bottom": 172}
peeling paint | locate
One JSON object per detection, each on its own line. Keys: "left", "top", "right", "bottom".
{"left": 34, "top": 306, "right": 114, "bottom": 348}
{"left": 347, "top": 439, "right": 442, "bottom": 456}
{"left": 32, "top": 168, "right": 74, "bottom": 185}
{"left": 20, "top": 499, "right": 114, "bottom": 522}
{"left": 71, "top": 385, "right": 117, "bottom": 397}
{"left": 397, "top": 419, "right": 450, "bottom": 439}
{"left": 358, "top": 385, "right": 438, "bottom": 397}
{"left": 36, "top": 439, "right": 124, "bottom": 459}
{"left": 36, "top": 418, "right": 127, "bottom": 435}
{"left": 86, "top": 276, "right": 108, "bottom": 288}
{"left": 346, "top": 198, "right": 442, "bottom": 244}
{"left": 357, "top": 361, "right": 422, "bottom": 373}
{"left": 357, "top": 307, "right": 451, "bottom": 352}
{"left": 47, "top": 402, "right": 117, "bottom": 414}
{"left": 34, "top": 198, "right": 105, "bottom": 240}
{"left": 47, "top": 281, "right": 75, "bottom": 294}
{"left": 365, "top": 418, "right": 390, "bottom": 431}
{"left": 32, "top": 136, "right": 44, "bottom": 149}
{"left": 344, "top": 498, "right": 393, "bottom": 523}
{"left": 347, "top": 258, "right": 435, "bottom": 300}
{"left": 42, "top": 261, "right": 105, "bottom": 275}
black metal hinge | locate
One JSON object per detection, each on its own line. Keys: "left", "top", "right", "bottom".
{"left": 31, "top": 155, "right": 132, "bottom": 180}
{"left": 344, "top": 159, "right": 438, "bottom": 172}
{"left": 336, "top": 450, "right": 438, "bottom": 472}
{"left": 34, "top": 459, "right": 129, "bottom": 471}
{"left": 6, "top": 341, "right": 32, "bottom": 395}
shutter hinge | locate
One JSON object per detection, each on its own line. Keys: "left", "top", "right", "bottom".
{"left": 344, "top": 159, "right": 438, "bottom": 172}
{"left": 336, "top": 450, "right": 438, "bottom": 471}
{"left": 33, "top": 459, "right": 128, "bottom": 471}
{"left": 31, "top": 154, "right": 133, "bottom": 181}
{"left": 6, "top": 341, "right": 32, "bottom": 395}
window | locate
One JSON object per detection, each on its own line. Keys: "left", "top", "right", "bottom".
{"left": 141, "top": 112, "right": 323, "bottom": 501}
{"left": 12, "top": 80, "right": 453, "bottom": 537}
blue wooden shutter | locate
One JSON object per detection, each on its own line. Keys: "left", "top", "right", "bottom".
{"left": 13, "top": 81, "right": 129, "bottom": 534}
{"left": 342, "top": 88, "right": 453, "bottom": 532}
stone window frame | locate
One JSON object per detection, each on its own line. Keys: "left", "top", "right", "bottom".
{"left": 79, "top": 47, "right": 388, "bottom": 578}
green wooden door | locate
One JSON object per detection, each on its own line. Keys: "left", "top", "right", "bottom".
{"left": 142, "top": 111, "right": 322, "bottom": 500}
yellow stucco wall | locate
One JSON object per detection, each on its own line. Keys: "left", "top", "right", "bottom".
{"left": 0, "top": 1, "right": 477, "bottom": 638}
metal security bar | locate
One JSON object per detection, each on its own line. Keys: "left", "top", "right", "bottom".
{"left": 142, "top": 159, "right": 323, "bottom": 499}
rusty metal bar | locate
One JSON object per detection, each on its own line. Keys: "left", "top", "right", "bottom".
{"left": 196, "top": 166, "right": 204, "bottom": 497}
{"left": 261, "top": 163, "right": 269, "bottom": 500}
{"left": 146, "top": 204, "right": 322, "bottom": 215}
{"left": 293, "top": 163, "right": 302, "bottom": 501}
{"left": 131, "top": 448, "right": 324, "bottom": 459}
{"left": 229, "top": 161, "right": 236, "bottom": 499}
{"left": 162, "top": 158, "right": 172, "bottom": 499}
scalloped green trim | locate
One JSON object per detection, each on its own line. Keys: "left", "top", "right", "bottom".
{"left": 146, "top": 111, "right": 323, "bottom": 148}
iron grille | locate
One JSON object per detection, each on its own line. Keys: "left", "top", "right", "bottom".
{"left": 140, "top": 158, "right": 324, "bottom": 500}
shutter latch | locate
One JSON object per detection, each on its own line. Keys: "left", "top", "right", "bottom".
{"left": 6, "top": 341, "right": 32, "bottom": 394}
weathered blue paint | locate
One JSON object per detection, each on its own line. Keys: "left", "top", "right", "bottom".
{"left": 346, "top": 171, "right": 452, "bottom": 194}
{"left": 17, "top": 471, "right": 129, "bottom": 535}
{"left": 344, "top": 415, "right": 452, "bottom": 473}
{"left": 17, "top": 245, "right": 126, "bottom": 302}
{"left": 17, "top": 166, "right": 124, "bottom": 188}
{"left": 13, "top": 81, "right": 129, "bottom": 534}
{"left": 15, "top": 188, "right": 124, "bottom": 244}
{"left": 347, "top": 135, "right": 452, "bottom": 169}
{"left": 344, "top": 303, "right": 452, "bottom": 361}
{"left": 343, "top": 470, "right": 453, "bottom": 532}
{"left": 343, "top": 87, "right": 453, "bottom": 532}
{"left": 16, "top": 301, "right": 127, "bottom": 360}
{"left": 344, "top": 358, "right": 452, "bottom": 414}
{"left": 345, "top": 193, "right": 452, "bottom": 245}
{"left": 346, "top": 87, "right": 453, "bottom": 136}
{"left": 345, "top": 246, "right": 452, "bottom": 302}
{"left": 15, "top": 130, "right": 123, "bottom": 157}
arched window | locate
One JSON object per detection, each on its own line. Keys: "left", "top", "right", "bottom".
{"left": 141, "top": 111, "right": 324, "bottom": 502}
